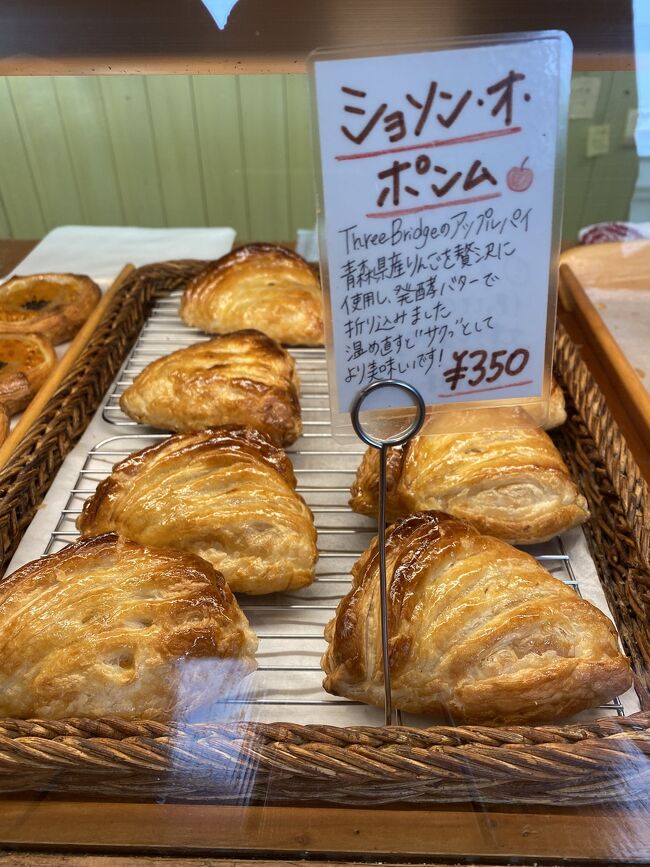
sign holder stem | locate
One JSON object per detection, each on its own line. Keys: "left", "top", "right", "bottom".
{"left": 350, "top": 380, "right": 426, "bottom": 726}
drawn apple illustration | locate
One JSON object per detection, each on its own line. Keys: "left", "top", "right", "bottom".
{"left": 507, "top": 157, "right": 534, "bottom": 192}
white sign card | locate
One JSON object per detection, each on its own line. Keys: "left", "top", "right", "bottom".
{"left": 309, "top": 31, "right": 572, "bottom": 432}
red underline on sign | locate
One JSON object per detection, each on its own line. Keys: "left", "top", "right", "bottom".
{"left": 366, "top": 191, "right": 501, "bottom": 219}
{"left": 438, "top": 379, "right": 534, "bottom": 399}
{"left": 335, "top": 125, "right": 522, "bottom": 161}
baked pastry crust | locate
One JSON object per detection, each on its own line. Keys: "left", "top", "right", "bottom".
{"left": 78, "top": 427, "right": 318, "bottom": 595}
{"left": 180, "top": 244, "right": 324, "bottom": 346}
{"left": 0, "top": 533, "right": 258, "bottom": 720}
{"left": 322, "top": 511, "right": 632, "bottom": 724}
{"left": 119, "top": 329, "right": 302, "bottom": 446}
{"left": 350, "top": 410, "right": 588, "bottom": 544}
{"left": 0, "top": 273, "right": 100, "bottom": 345}
{"left": 0, "top": 332, "right": 57, "bottom": 415}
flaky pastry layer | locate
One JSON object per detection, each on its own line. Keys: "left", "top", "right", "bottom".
{"left": 0, "top": 534, "right": 258, "bottom": 720}
{"left": 180, "top": 244, "right": 324, "bottom": 346}
{"left": 78, "top": 427, "right": 318, "bottom": 595}
{"left": 120, "top": 329, "right": 302, "bottom": 446}
{"left": 322, "top": 511, "right": 631, "bottom": 724}
{"left": 350, "top": 412, "right": 588, "bottom": 544}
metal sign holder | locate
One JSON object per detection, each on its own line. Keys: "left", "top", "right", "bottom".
{"left": 350, "top": 380, "right": 426, "bottom": 725}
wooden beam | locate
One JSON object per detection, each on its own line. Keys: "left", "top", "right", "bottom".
{"left": 0, "top": 0, "right": 635, "bottom": 75}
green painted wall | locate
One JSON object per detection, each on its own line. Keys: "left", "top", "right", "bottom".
{"left": 563, "top": 72, "right": 639, "bottom": 240}
{"left": 0, "top": 72, "right": 639, "bottom": 244}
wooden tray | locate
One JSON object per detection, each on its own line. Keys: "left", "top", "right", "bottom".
{"left": 0, "top": 261, "right": 649, "bottom": 810}
{"left": 559, "top": 241, "right": 650, "bottom": 480}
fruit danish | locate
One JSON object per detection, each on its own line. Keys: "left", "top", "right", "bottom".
{"left": 0, "top": 273, "right": 100, "bottom": 344}
{"left": 0, "top": 332, "right": 57, "bottom": 415}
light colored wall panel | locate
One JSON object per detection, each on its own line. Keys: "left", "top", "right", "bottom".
{"left": 0, "top": 79, "right": 46, "bottom": 238}
{"left": 192, "top": 75, "right": 250, "bottom": 238}
{"left": 53, "top": 76, "right": 125, "bottom": 225}
{"left": 238, "top": 75, "right": 291, "bottom": 241}
{"left": 0, "top": 72, "right": 642, "bottom": 244}
{"left": 8, "top": 76, "right": 82, "bottom": 231}
{"left": 579, "top": 72, "right": 638, "bottom": 228}
{"left": 145, "top": 75, "right": 207, "bottom": 227}
{"left": 562, "top": 72, "right": 613, "bottom": 241}
{"left": 98, "top": 76, "right": 166, "bottom": 226}
{"left": 285, "top": 74, "right": 317, "bottom": 231}
{"left": 0, "top": 190, "right": 10, "bottom": 238}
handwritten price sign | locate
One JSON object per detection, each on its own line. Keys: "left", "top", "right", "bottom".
{"left": 443, "top": 347, "right": 530, "bottom": 395}
{"left": 310, "top": 32, "right": 572, "bottom": 426}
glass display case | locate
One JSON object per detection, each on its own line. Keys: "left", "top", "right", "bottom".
{"left": 0, "top": 2, "right": 648, "bottom": 865}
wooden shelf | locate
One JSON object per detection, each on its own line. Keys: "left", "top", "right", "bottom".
{"left": 0, "top": 0, "right": 635, "bottom": 74}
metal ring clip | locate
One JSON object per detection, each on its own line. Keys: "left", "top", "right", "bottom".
{"left": 349, "top": 380, "right": 426, "bottom": 725}
{"left": 350, "top": 379, "right": 426, "bottom": 449}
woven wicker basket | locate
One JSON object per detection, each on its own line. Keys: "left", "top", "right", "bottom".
{"left": 0, "top": 261, "right": 648, "bottom": 807}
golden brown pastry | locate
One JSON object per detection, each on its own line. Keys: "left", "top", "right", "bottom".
{"left": 0, "top": 273, "right": 100, "bottom": 344}
{"left": 322, "top": 511, "right": 632, "bottom": 724}
{"left": 180, "top": 244, "right": 324, "bottom": 346}
{"left": 120, "top": 329, "right": 302, "bottom": 447}
{"left": 0, "top": 332, "right": 57, "bottom": 415}
{"left": 350, "top": 409, "right": 588, "bottom": 544}
{"left": 78, "top": 427, "right": 318, "bottom": 595}
{"left": 0, "top": 533, "right": 258, "bottom": 720}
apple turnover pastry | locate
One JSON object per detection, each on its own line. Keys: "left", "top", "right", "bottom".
{"left": 0, "top": 273, "right": 100, "bottom": 344}
{"left": 350, "top": 410, "right": 588, "bottom": 544}
{"left": 78, "top": 427, "right": 318, "bottom": 595}
{"left": 322, "top": 511, "right": 632, "bottom": 724}
{"left": 0, "top": 534, "right": 258, "bottom": 720}
{"left": 119, "top": 329, "right": 302, "bottom": 446}
{"left": 180, "top": 244, "right": 324, "bottom": 346}
{"left": 0, "top": 333, "right": 57, "bottom": 415}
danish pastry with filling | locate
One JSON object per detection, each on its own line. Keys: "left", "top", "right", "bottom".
{"left": 0, "top": 273, "right": 100, "bottom": 344}
{"left": 0, "top": 332, "right": 57, "bottom": 415}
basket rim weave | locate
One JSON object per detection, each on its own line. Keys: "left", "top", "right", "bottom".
{"left": 0, "top": 260, "right": 648, "bottom": 806}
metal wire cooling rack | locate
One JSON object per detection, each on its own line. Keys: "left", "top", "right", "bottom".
{"left": 45, "top": 287, "right": 624, "bottom": 725}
